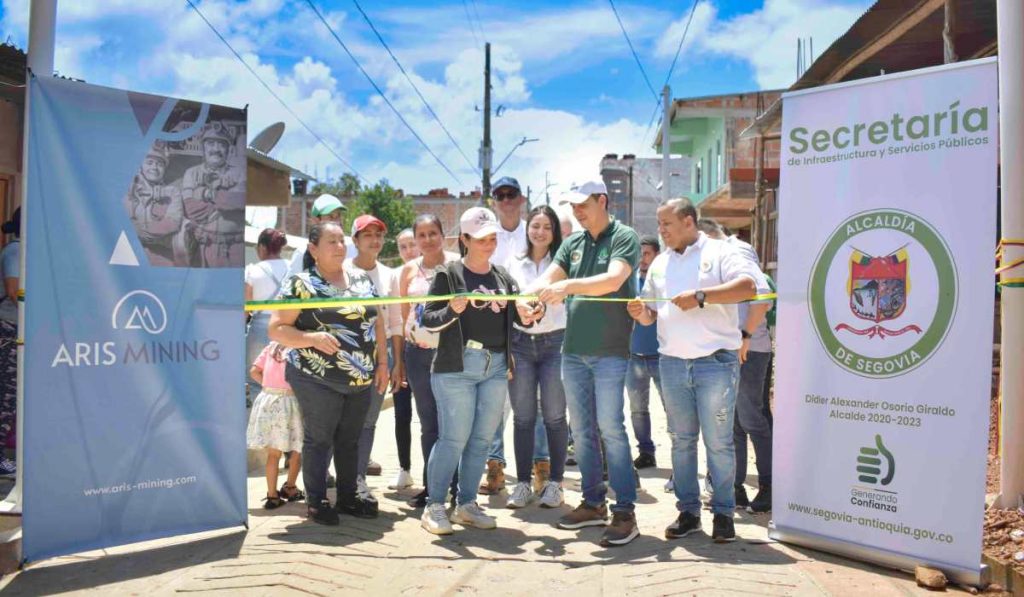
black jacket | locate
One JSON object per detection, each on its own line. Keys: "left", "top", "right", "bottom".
{"left": 421, "top": 261, "right": 527, "bottom": 375}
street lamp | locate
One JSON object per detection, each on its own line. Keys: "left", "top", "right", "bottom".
{"left": 493, "top": 137, "right": 539, "bottom": 176}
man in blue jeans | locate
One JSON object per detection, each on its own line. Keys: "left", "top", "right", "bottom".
{"left": 627, "top": 236, "right": 662, "bottom": 469}
{"left": 698, "top": 219, "right": 774, "bottom": 514}
{"left": 627, "top": 198, "right": 764, "bottom": 543}
{"left": 529, "top": 180, "right": 641, "bottom": 547}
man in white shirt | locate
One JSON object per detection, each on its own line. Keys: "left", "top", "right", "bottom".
{"left": 627, "top": 198, "right": 765, "bottom": 544}
{"left": 479, "top": 176, "right": 529, "bottom": 495}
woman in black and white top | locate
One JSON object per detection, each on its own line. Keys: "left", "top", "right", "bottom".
{"left": 418, "top": 207, "right": 541, "bottom": 536}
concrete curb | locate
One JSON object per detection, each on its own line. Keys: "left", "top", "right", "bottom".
{"left": 982, "top": 554, "right": 1024, "bottom": 593}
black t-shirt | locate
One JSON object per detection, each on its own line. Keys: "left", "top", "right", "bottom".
{"left": 461, "top": 267, "right": 507, "bottom": 352}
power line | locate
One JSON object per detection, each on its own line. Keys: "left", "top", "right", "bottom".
{"left": 461, "top": 0, "right": 481, "bottom": 48}
{"left": 351, "top": 0, "right": 480, "bottom": 175}
{"left": 304, "top": 0, "right": 463, "bottom": 185}
{"left": 184, "top": 0, "right": 365, "bottom": 182}
{"left": 468, "top": 0, "right": 486, "bottom": 42}
{"left": 663, "top": 0, "right": 700, "bottom": 87}
{"left": 643, "top": 0, "right": 700, "bottom": 148}
{"left": 608, "top": 0, "right": 658, "bottom": 101}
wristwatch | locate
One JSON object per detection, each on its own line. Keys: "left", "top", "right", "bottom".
{"left": 695, "top": 290, "right": 706, "bottom": 309}
{"left": 741, "top": 329, "right": 752, "bottom": 339}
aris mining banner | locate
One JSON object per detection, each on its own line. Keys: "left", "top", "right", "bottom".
{"left": 772, "top": 58, "right": 997, "bottom": 583}
{"left": 23, "top": 76, "right": 247, "bottom": 561}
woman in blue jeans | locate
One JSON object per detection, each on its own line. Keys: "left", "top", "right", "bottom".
{"left": 398, "top": 214, "right": 460, "bottom": 508}
{"left": 505, "top": 206, "right": 568, "bottom": 509}
{"left": 419, "top": 207, "right": 540, "bottom": 535}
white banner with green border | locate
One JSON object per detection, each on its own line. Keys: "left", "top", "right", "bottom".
{"left": 771, "top": 57, "right": 997, "bottom": 586}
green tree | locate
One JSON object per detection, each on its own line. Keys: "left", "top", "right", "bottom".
{"left": 343, "top": 179, "right": 415, "bottom": 263}
{"left": 310, "top": 172, "right": 362, "bottom": 198}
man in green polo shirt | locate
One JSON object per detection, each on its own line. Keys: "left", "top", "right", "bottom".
{"left": 526, "top": 180, "right": 641, "bottom": 547}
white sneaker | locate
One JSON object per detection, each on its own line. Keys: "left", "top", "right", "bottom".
{"left": 506, "top": 482, "right": 533, "bottom": 509}
{"left": 538, "top": 481, "right": 564, "bottom": 508}
{"left": 389, "top": 469, "right": 414, "bottom": 490}
{"left": 451, "top": 502, "right": 497, "bottom": 529}
{"left": 357, "top": 475, "right": 372, "bottom": 500}
{"left": 664, "top": 475, "right": 674, "bottom": 493}
{"left": 421, "top": 503, "right": 453, "bottom": 535}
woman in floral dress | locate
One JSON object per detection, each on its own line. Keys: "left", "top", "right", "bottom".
{"left": 269, "top": 221, "right": 390, "bottom": 526}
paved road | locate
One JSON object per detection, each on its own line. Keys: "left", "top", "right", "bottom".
{"left": 0, "top": 394, "right": 967, "bottom": 596}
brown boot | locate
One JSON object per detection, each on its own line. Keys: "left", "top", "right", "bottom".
{"left": 478, "top": 459, "right": 505, "bottom": 495}
{"left": 532, "top": 460, "right": 551, "bottom": 494}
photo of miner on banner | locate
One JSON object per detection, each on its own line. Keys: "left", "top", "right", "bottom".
{"left": 125, "top": 102, "right": 247, "bottom": 268}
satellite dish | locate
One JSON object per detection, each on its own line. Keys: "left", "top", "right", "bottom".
{"left": 249, "top": 122, "right": 285, "bottom": 153}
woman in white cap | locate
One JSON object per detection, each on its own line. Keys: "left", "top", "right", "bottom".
{"left": 418, "top": 207, "right": 541, "bottom": 535}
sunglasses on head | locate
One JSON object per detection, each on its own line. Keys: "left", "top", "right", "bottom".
{"left": 494, "top": 190, "right": 519, "bottom": 201}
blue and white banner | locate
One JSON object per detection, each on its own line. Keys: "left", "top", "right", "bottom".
{"left": 23, "top": 76, "right": 247, "bottom": 561}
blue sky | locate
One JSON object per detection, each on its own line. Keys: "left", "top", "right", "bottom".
{"left": 0, "top": 0, "right": 871, "bottom": 198}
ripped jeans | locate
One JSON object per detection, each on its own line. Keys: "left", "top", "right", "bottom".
{"left": 659, "top": 350, "right": 740, "bottom": 516}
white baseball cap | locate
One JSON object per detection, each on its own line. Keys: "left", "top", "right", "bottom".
{"left": 460, "top": 207, "right": 500, "bottom": 239}
{"left": 560, "top": 180, "right": 608, "bottom": 204}
{"left": 311, "top": 194, "right": 345, "bottom": 216}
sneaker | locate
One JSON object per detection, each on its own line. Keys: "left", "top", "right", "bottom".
{"left": 366, "top": 459, "right": 383, "bottom": 476}
{"left": 407, "top": 488, "right": 428, "bottom": 509}
{"left": 532, "top": 460, "right": 550, "bottom": 494}
{"left": 665, "top": 511, "right": 702, "bottom": 539}
{"left": 451, "top": 502, "right": 497, "bottom": 529}
{"left": 565, "top": 443, "right": 577, "bottom": 467}
{"left": 735, "top": 484, "right": 750, "bottom": 509}
{"left": 664, "top": 475, "right": 674, "bottom": 493}
{"left": 478, "top": 459, "right": 505, "bottom": 495}
{"left": 308, "top": 499, "right": 340, "bottom": 526}
{"left": 538, "top": 481, "right": 564, "bottom": 509}
{"left": 506, "top": 482, "right": 533, "bottom": 509}
{"left": 0, "top": 457, "right": 15, "bottom": 478}
{"left": 748, "top": 484, "right": 772, "bottom": 514}
{"left": 389, "top": 469, "right": 414, "bottom": 490}
{"left": 633, "top": 452, "right": 656, "bottom": 469}
{"left": 557, "top": 501, "right": 609, "bottom": 529}
{"left": 421, "top": 503, "right": 453, "bottom": 535}
{"left": 711, "top": 513, "right": 736, "bottom": 543}
{"left": 600, "top": 511, "right": 640, "bottom": 547}
{"left": 356, "top": 476, "right": 372, "bottom": 500}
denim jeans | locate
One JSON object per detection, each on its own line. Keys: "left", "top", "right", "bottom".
{"left": 625, "top": 354, "right": 662, "bottom": 456}
{"left": 428, "top": 347, "right": 508, "bottom": 506}
{"left": 357, "top": 349, "right": 392, "bottom": 478}
{"left": 393, "top": 384, "right": 413, "bottom": 471}
{"left": 488, "top": 401, "right": 549, "bottom": 464}
{"left": 286, "top": 364, "right": 372, "bottom": 505}
{"left": 735, "top": 350, "right": 772, "bottom": 487}
{"left": 245, "top": 312, "right": 271, "bottom": 395}
{"left": 659, "top": 350, "right": 740, "bottom": 516}
{"left": 562, "top": 353, "right": 635, "bottom": 512}
{"left": 509, "top": 330, "right": 567, "bottom": 483}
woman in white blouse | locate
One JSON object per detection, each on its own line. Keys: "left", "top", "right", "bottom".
{"left": 505, "top": 206, "right": 569, "bottom": 509}
{"left": 244, "top": 229, "right": 290, "bottom": 396}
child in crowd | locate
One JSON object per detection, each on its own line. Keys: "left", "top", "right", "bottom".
{"left": 248, "top": 342, "right": 305, "bottom": 508}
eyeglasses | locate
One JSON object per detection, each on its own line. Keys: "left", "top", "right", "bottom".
{"left": 494, "top": 191, "right": 519, "bottom": 201}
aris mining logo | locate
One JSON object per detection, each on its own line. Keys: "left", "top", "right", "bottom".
{"left": 111, "top": 290, "right": 167, "bottom": 335}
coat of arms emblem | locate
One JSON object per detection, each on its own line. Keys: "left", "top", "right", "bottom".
{"left": 835, "top": 246, "right": 922, "bottom": 339}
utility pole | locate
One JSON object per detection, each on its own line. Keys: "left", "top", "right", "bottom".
{"left": 998, "top": 0, "right": 1024, "bottom": 509}
{"left": 480, "top": 42, "right": 492, "bottom": 205}
{"left": 661, "top": 85, "right": 671, "bottom": 204}
{"left": 545, "top": 171, "right": 550, "bottom": 205}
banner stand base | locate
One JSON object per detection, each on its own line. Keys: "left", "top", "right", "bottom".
{"left": 769, "top": 522, "right": 989, "bottom": 588}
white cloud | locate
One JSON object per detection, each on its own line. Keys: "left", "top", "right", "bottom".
{"left": 656, "top": 0, "right": 871, "bottom": 89}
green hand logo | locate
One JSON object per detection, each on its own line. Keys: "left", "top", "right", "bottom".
{"left": 857, "top": 434, "right": 895, "bottom": 486}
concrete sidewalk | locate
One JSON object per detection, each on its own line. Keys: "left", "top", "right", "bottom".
{"left": 0, "top": 395, "right": 971, "bottom": 596}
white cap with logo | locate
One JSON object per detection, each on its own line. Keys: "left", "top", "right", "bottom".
{"left": 560, "top": 180, "right": 608, "bottom": 204}
{"left": 460, "top": 207, "right": 500, "bottom": 239}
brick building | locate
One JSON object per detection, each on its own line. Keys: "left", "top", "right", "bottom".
{"left": 654, "top": 90, "right": 783, "bottom": 235}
